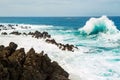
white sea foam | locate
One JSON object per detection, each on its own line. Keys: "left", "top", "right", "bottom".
{"left": 1, "top": 18, "right": 120, "bottom": 80}
{"left": 79, "top": 16, "right": 119, "bottom": 35}
{"left": 1, "top": 33, "right": 120, "bottom": 80}
{"left": 0, "top": 23, "right": 53, "bottom": 31}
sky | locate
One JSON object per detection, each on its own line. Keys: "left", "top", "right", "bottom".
{"left": 0, "top": 0, "right": 120, "bottom": 16}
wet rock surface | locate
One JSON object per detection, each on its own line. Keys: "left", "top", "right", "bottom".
{"left": 0, "top": 42, "right": 69, "bottom": 80}
{"left": 28, "top": 31, "right": 51, "bottom": 39}
{"left": 1, "top": 32, "right": 8, "bottom": 35}
{"left": 28, "top": 31, "right": 78, "bottom": 51}
{"left": 1, "top": 28, "right": 78, "bottom": 51}
{"left": 10, "top": 31, "right": 21, "bottom": 35}
{"left": 45, "top": 39, "right": 78, "bottom": 52}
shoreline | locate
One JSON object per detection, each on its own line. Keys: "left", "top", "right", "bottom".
{"left": 0, "top": 23, "right": 78, "bottom": 52}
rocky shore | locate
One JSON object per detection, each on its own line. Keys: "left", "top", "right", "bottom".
{"left": 1, "top": 30, "right": 78, "bottom": 52}
{"left": 0, "top": 42, "right": 69, "bottom": 80}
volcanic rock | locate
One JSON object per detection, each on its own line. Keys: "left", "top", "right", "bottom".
{"left": 1, "top": 32, "right": 7, "bottom": 35}
{"left": 0, "top": 42, "right": 69, "bottom": 80}
{"left": 10, "top": 31, "right": 21, "bottom": 35}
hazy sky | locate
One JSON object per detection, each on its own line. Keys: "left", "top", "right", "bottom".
{"left": 0, "top": 0, "right": 119, "bottom": 16}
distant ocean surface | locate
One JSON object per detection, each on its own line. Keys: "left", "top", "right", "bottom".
{"left": 0, "top": 16, "right": 120, "bottom": 80}
{"left": 0, "top": 16, "right": 120, "bottom": 29}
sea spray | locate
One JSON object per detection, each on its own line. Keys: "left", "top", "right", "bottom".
{"left": 1, "top": 17, "right": 120, "bottom": 80}
{"left": 79, "top": 16, "right": 119, "bottom": 35}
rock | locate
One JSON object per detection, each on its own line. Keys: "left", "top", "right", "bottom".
{"left": 65, "top": 44, "right": 74, "bottom": 51}
{"left": 1, "top": 32, "right": 7, "bottom": 35}
{"left": 8, "top": 24, "right": 14, "bottom": 27}
{"left": 46, "top": 39, "right": 77, "bottom": 51}
{"left": 0, "top": 63, "right": 9, "bottom": 80}
{"left": 0, "top": 45, "right": 4, "bottom": 51}
{"left": 9, "top": 42, "right": 18, "bottom": 50}
{"left": 28, "top": 31, "right": 51, "bottom": 39}
{"left": 45, "top": 39, "right": 57, "bottom": 45}
{"left": 28, "top": 32, "right": 34, "bottom": 35}
{"left": 50, "top": 75, "right": 69, "bottom": 80}
{"left": 7, "top": 24, "right": 16, "bottom": 29}
{"left": 42, "top": 32, "right": 50, "bottom": 38}
{"left": 0, "top": 42, "right": 69, "bottom": 80}
{"left": 51, "top": 61, "right": 69, "bottom": 77}
{"left": 23, "top": 32, "right": 27, "bottom": 36}
{"left": 33, "top": 31, "right": 43, "bottom": 39}
{"left": 23, "top": 48, "right": 69, "bottom": 80}
{"left": 1, "top": 42, "right": 17, "bottom": 58}
{"left": 10, "top": 31, "right": 21, "bottom": 35}
{"left": 0, "top": 25, "right": 4, "bottom": 27}
{"left": 22, "top": 49, "right": 47, "bottom": 80}
{"left": 0, "top": 29, "right": 77, "bottom": 52}
{"left": 8, "top": 48, "right": 26, "bottom": 66}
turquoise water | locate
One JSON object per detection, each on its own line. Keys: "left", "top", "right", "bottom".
{"left": 0, "top": 16, "right": 120, "bottom": 80}
{"left": 0, "top": 16, "right": 120, "bottom": 29}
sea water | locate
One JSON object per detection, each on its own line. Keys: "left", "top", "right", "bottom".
{"left": 0, "top": 16, "right": 120, "bottom": 80}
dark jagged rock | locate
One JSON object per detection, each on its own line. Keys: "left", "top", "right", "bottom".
{"left": 28, "top": 32, "right": 34, "bottom": 35}
{"left": 23, "top": 32, "right": 27, "bottom": 36}
{"left": 1, "top": 30, "right": 77, "bottom": 51}
{"left": 28, "top": 31, "right": 51, "bottom": 39}
{"left": 0, "top": 24, "right": 4, "bottom": 27}
{"left": 0, "top": 45, "right": 4, "bottom": 51}
{"left": 1, "top": 32, "right": 7, "bottom": 35}
{"left": 42, "top": 31, "right": 51, "bottom": 38}
{"left": 8, "top": 48, "right": 26, "bottom": 66}
{"left": 0, "top": 42, "right": 18, "bottom": 59}
{"left": 0, "top": 63, "right": 9, "bottom": 80}
{"left": 9, "top": 42, "right": 18, "bottom": 50}
{"left": 32, "top": 31, "right": 43, "bottom": 39}
{"left": 23, "top": 48, "right": 69, "bottom": 80}
{"left": 10, "top": 31, "right": 21, "bottom": 35}
{"left": 0, "top": 42, "right": 69, "bottom": 80}
{"left": 46, "top": 39, "right": 57, "bottom": 45}
{"left": 46, "top": 39, "right": 77, "bottom": 52}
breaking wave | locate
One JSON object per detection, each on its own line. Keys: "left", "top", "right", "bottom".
{"left": 79, "top": 16, "right": 119, "bottom": 35}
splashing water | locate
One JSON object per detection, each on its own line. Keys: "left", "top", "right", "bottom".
{"left": 1, "top": 16, "right": 120, "bottom": 80}
{"left": 79, "top": 16, "right": 119, "bottom": 35}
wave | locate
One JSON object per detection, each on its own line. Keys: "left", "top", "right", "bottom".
{"left": 79, "top": 16, "right": 119, "bottom": 35}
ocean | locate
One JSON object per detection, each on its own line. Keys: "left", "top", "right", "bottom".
{"left": 0, "top": 16, "right": 120, "bottom": 80}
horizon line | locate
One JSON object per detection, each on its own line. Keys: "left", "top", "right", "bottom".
{"left": 0, "top": 15, "right": 120, "bottom": 17}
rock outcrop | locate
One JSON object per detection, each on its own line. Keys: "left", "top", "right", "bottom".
{"left": 1, "top": 32, "right": 7, "bottom": 35}
{"left": 0, "top": 42, "right": 69, "bottom": 80}
{"left": 45, "top": 39, "right": 78, "bottom": 52}
{"left": 10, "top": 31, "right": 21, "bottom": 35}
{"left": 28, "top": 31, "right": 78, "bottom": 51}
{"left": 28, "top": 31, "right": 51, "bottom": 39}
{"left": 1, "top": 30, "right": 78, "bottom": 52}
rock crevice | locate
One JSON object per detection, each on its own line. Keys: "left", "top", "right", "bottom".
{"left": 0, "top": 42, "right": 69, "bottom": 80}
